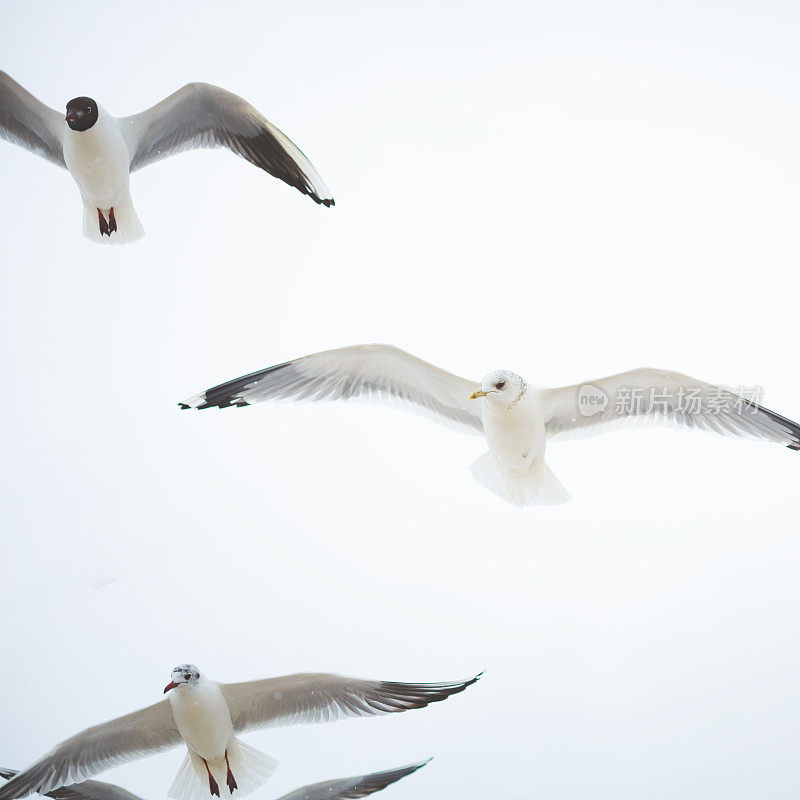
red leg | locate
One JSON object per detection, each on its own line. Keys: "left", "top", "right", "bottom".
{"left": 203, "top": 758, "right": 220, "bottom": 798}
{"left": 225, "top": 751, "right": 238, "bottom": 793}
{"left": 97, "top": 209, "right": 109, "bottom": 237}
{"left": 108, "top": 207, "right": 117, "bottom": 234}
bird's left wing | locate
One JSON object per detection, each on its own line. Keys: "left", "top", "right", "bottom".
{"left": 220, "top": 673, "right": 480, "bottom": 734}
{"left": 179, "top": 344, "right": 484, "bottom": 436}
{"left": 0, "top": 770, "right": 143, "bottom": 800}
{"left": 119, "top": 82, "right": 333, "bottom": 205}
{"left": 540, "top": 367, "right": 800, "bottom": 448}
{"left": 0, "top": 72, "right": 65, "bottom": 167}
{"left": 0, "top": 700, "right": 180, "bottom": 800}
{"left": 276, "top": 761, "right": 431, "bottom": 800}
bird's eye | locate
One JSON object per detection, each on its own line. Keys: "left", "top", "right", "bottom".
{"left": 496, "top": 381, "right": 505, "bottom": 389}
{"left": 86, "top": 107, "right": 91, "bottom": 113}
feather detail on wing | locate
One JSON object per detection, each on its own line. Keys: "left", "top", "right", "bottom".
{"left": 119, "top": 82, "right": 333, "bottom": 205}
{"left": 541, "top": 368, "right": 800, "bottom": 449}
{"left": 0, "top": 72, "right": 65, "bottom": 167}
{"left": 0, "top": 769, "right": 143, "bottom": 800}
{"left": 0, "top": 701, "right": 180, "bottom": 800}
{"left": 180, "top": 344, "right": 483, "bottom": 436}
{"left": 220, "top": 673, "right": 481, "bottom": 734}
{"left": 275, "top": 761, "right": 431, "bottom": 800}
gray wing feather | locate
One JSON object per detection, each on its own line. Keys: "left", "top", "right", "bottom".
{"left": 179, "top": 344, "right": 483, "bottom": 436}
{"left": 220, "top": 673, "right": 481, "bottom": 734}
{"left": 0, "top": 701, "right": 180, "bottom": 800}
{"left": 119, "top": 83, "right": 333, "bottom": 205}
{"left": 0, "top": 770, "right": 143, "bottom": 800}
{"left": 0, "top": 761, "right": 428, "bottom": 800}
{"left": 276, "top": 761, "right": 431, "bottom": 800}
{"left": 0, "top": 72, "right": 65, "bottom": 167}
{"left": 541, "top": 367, "right": 800, "bottom": 449}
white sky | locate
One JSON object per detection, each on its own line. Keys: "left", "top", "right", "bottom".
{"left": 1, "top": 2, "right": 800, "bottom": 799}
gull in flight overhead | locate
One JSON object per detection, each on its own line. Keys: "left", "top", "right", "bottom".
{"left": 179, "top": 344, "right": 800, "bottom": 507}
{"left": 0, "top": 760, "right": 430, "bottom": 800}
{"left": 0, "top": 71, "right": 334, "bottom": 244}
{"left": 0, "top": 665, "right": 477, "bottom": 800}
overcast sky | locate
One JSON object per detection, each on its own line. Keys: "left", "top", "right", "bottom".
{"left": 2, "top": 2, "right": 800, "bottom": 799}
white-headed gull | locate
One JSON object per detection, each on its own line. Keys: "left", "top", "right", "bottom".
{"left": 0, "top": 760, "right": 430, "bottom": 800}
{"left": 0, "top": 664, "right": 477, "bottom": 800}
{"left": 179, "top": 344, "right": 800, "bottom": 507}
{"left": 0, "top": 72, "right": 334, "bottom": 245}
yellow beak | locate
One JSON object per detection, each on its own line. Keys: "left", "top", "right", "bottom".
{"left": 469, "top": 390, "right": 489, "bottom": 400}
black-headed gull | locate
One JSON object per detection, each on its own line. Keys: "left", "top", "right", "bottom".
{"left": 0, "top": 72, "right": 334, "bottom": 245}
{"left": 179, "top": 344, "right": 800, "bottom": 507}
{"left": 0, "top": 760, "right": 430, "bottom": 800}
{"left": 0, "top": 665, "right": 477, "bottom": 800}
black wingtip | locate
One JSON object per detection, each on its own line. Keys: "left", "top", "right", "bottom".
{"left": 322, "top": 197, "right": 335, "bottom": 207}
{"left": 754, "top": 403, "right": 800, "bottom": 450}
{"left": 178, "top": 403, "right": 191, "bottom": 410}
{"left": 195, "top": 399, "right": 250, "bottom": 410}
{"left": 187, "top": 360, "right": 293, "bottom": 411}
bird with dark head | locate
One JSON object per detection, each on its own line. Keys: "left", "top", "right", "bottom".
{"left": 0, "top": 71, "right": 335, "bottom": 244}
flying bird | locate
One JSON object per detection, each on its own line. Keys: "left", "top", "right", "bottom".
{"left": 0, "top": 665, "right": 477, "bottom": 800}
{"left": 0, "top": 72, "right": 334, "bottom": 244}
{"left": 0, "top": 760, "right": 430, "bottom": 800}
{"left": 179, "top": 344, "right": 800, "bottom": 507}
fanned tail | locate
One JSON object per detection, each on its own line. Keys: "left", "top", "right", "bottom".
{"left": 470, "top": 451, "right": 571, "bottom": 507}
{"left": 225, "top": 740, "right": 278, "bottom": 797}
{"left": 168, "top": 742, "right": 277, "bottom": 800}
{"left": 168, "top": 752, "right": 207, "bottom": 800}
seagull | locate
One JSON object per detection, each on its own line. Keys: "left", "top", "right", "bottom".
{"left": 0, "top": 71, "right": 334, "bottom": 244}
{"left": 178, "top": 343, "right": 800, "bottom": 507}
{"left": 0, "top": 760, "right": 430, "bottom": 800}
{"left": 0, "top": 665, "right": 477, "bottom": 800}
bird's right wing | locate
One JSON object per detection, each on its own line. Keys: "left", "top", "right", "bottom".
{"left": 0, "top": 72, "right": 65, "bottom": 167}
{"left": 220, "top": 673, "right": 481, "bottom": 734}
{"left": 0, "top": 700, "right": 180, "bottom": 800}
{"left": 0, "top": 770, "right": 143, "bottom": 800}
{"left": 179, "top": 344, "right": 483, "bottom": 436}
{"left": 276, "top": 761, "right": 431, "bottom": 800}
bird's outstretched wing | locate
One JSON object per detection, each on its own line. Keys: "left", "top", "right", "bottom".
{"left": 0, "top": 701, "right": 180, "bottom": 800}
{"left": 0, "top": 769, "right": 143, "bottom": 800}
{"left": 276, "top": 761, "right": 431, "bottom": 800}
{"left": 0, "top": 761, "right": 430, "bottom": 800}
{"left": 0, "top": 72, "right": 65, "bottom": 167}
{"left": 541, "top": 367, "right": 800, "bottom": 448}
{"left": 119, "top": 82, "right": 333, "bottom": 205}
{"left": 180, "top": 344, "right": 484, "bottom": 436}
{"left": 220, "top": 673, "right": 481, "bottom": 734}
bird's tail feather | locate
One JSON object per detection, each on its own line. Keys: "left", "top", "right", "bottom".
{"left": 225, "top": 740, "right": 278, "bottom": 797}
{"left": 82, "top": 196, "right": 144, "bottom": 245}
{"left": 168, "top": 742, "right": 277, "bottom": 800}
{"left": 469, "top": 451, "right": 571, "bottom": 507}
{"left": 168, "top": 752, "right": 206, "bottom": 800}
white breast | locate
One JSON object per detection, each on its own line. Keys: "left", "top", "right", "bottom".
{"left": 169, "top": 679, "right": 234, "bottom": 760}
{"left": 62, "top": 105, "right": 131, "bottom": 208}
{"left": 483, "top": 393, "right": 546, "bottom": 472}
